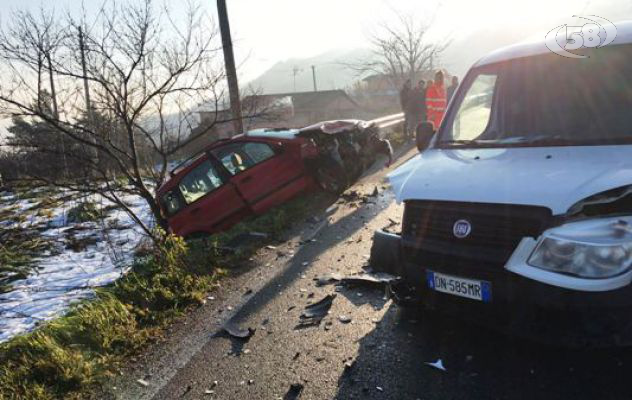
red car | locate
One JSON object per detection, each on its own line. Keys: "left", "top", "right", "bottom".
{"left": 157, "top": 121, "right": 391, "bottom": 237}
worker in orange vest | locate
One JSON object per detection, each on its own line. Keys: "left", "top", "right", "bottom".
{"left": 425, "top": 70, "right": 447, "bottom": 130}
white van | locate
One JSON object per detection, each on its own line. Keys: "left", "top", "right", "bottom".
{"left": 382, "top": 21, "right": 632, "bottom": 345}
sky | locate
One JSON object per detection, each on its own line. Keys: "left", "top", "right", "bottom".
{"left": 2, "top": 0, "right": 631, "bottom": 83}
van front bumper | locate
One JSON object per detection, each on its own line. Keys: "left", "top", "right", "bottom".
{"left": 371, "top": 230, "right": 632, "bottom": 346}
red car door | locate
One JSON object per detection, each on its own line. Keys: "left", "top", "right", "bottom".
{"left": 165, "top": 157, "right": 249, "bottom": 236}
{"left": 211, "top": 140, "right": 310, "bottom": 214}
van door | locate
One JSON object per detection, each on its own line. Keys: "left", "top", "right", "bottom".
{"left": 211, "top": 140, "right": 308, "bottom": 213}
{"left": 170, "top": 158, "right": 248, "bottom": 236}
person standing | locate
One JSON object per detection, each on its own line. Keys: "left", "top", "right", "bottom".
{"left": 426, "top": 70, "right": 447, "bottom": 130}
{"left": 410, "top": 80, "right": 427, "bottom": 136}
{"left": 447, "top": 75, "right": 459, "bottom": 103}
{"left": 399, "top": 79, "right": 413, "bottom": 136}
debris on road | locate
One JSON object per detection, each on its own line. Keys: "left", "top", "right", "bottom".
{"left": 136, "top": 379, "right": 149, "bottom": 387}
{"left": 297, "top": 294, "right": 336, "bottom": 327}
{"left": 382, "top": 218, "right": 400, "bottom": 233}
{"left": 425, "top": 359, "right": 447, "bottom": 372}
{"left": 222, "top": 324, "right": 256, "bottom": 340}
{"left": 314, "top": 273, "right": 343, "bottom": 287}
{"left": 340, "top": 272, "right": 398, "bottom": 288}
{"left": 314, "top": 272, "right": 397, "bottom": 289}
{"left": 283, "top": 383, "right": 305, "bottom": 400}
{"left": 338, "top": 315, "right": 352, "bottom": 324}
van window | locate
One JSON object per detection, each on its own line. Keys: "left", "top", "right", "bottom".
{"left": 451, "top": 74, "right": 497, "bottom": 141}
{"left": 440, "top": 45, "right": 632, "bottom": 147}
{"left": 178, "top": 160, "right": 224, "bottom": 204}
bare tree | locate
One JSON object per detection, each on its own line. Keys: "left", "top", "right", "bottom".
{"left": 0, "top": 0, "right": 265, "bottom": 241}
{"left": 351, "top": 12, "right": 450, "bottom": 87}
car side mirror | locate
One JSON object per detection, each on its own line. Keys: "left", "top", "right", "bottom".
{"left": 416, "top": 121, "right": 435, "bottom": 152}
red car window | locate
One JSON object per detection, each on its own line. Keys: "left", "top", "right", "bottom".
{"left": 212, "top": 142, "right": 276, "bottom": 176}
{"left": 178, "top": 160, "right": 225, "bottom": 204}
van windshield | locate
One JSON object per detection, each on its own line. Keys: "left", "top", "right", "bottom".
{"left": 439, "top": 45, "right": 632, "bottom": 148}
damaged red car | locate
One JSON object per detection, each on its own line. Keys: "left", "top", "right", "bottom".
{"left": 157, "top": 120, "right": 391, "bottom": 238}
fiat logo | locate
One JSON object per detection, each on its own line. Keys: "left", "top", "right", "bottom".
{"left": 453, "top": 219, "right": 472, "bottom": 238}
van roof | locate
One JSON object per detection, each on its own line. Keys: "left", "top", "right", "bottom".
{"left": 474, "top": 20, "right": 632, "bottom": 68}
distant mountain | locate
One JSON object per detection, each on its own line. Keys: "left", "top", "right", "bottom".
{"left": 246, "top": 48, "right": 373, "bottom": 94}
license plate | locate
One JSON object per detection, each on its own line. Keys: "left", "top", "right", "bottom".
{"left": 426, "top": 270, "right": 492, "bottom": 302}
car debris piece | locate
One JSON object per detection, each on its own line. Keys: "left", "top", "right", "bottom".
{"left": 425, "top": 359, "right": 447, "bottom": 371}
{"left": 338, "top": 315, "right": 352, "bottom": 324}
{"left": 340, "top": 272, "right": 398, "bottom": 288}
{"left": 222, "top": 323, "right": 256, "bottom": 340}
{"left": 136, "top": 379, "right": 149, "bottom": 387}
{"left": 314, "top": 273, "right": 343, "bottom": 287}
{"left": 283, "top": 383, "right": 305, "bottom": 400}
{"left": 297, "top": 294, "right": 336, "bottom": 327}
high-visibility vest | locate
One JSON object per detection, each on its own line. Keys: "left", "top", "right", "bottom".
{"left": 426, "top": 84, "right": 447, "bottom": 129}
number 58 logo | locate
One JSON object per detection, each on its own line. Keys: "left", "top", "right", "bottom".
{"left": 545, "top": 16, "right": 617, "bottom": 58}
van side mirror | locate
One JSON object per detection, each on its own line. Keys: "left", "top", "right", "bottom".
{"left": 416, "top": 121, "right": 435, "bottom": 152}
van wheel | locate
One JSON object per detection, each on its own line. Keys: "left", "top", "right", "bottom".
{"left": 315, "top": 166, "right": 347, "bottom": 194}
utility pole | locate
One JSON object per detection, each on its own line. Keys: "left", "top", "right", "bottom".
{"left": 217, "top": 0, "right": 243, "bottom": 134}
{"left": 311, "top": 65, "right": 318, "bottom": 92}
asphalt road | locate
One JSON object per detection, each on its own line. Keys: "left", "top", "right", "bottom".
{"left": 106, "top": 146, "right": 632, "bottom": 400}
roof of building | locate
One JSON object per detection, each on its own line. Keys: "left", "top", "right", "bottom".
{"left": 474, "top": 19, "right": 632, "bottom": 67}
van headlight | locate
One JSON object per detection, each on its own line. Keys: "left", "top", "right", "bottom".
{"left": 528, "top": 217, "right": 632, "bottom": 278}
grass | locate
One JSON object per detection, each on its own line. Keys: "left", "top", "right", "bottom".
{"left": 0, "top": 192, "right": 320, "bottom": 400}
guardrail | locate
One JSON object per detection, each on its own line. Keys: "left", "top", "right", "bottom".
{"left": 370, "top": 112, "right": 405, "bottom": 132}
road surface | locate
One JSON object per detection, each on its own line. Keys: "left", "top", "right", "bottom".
{"left": 103, "top": 145, "right": 632, "bottom": 400}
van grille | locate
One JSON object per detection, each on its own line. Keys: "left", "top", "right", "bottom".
{"left": 402, "top": 201, "right": 552, "bottom": 265}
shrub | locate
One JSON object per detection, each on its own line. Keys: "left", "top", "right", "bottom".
{"left": 66, "top": 202, "right": 101, "bottom": 224}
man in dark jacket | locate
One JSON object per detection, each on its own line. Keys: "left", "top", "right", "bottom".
{"left": 399, "top": 80, "right": 412, "bottom": 136}
{"left": 412, "top": 80, "right": 427, "bottom": 129}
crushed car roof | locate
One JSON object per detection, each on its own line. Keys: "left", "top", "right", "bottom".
{"left": 473, "top": 19, "right": 632, "bottom": 68}
{"left": 243, "top": 128, "right": 300, "bottom": 140}
{"left": 299, "top": 119, "right": 372, "bottom": 135}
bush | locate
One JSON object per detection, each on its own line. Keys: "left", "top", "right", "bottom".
{"left": 66, "top": 202, "right": 101, "bottom": 224}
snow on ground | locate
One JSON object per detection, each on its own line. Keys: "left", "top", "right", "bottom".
{"left": 0, "top": 189, "right": 153, "bottom": 343}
